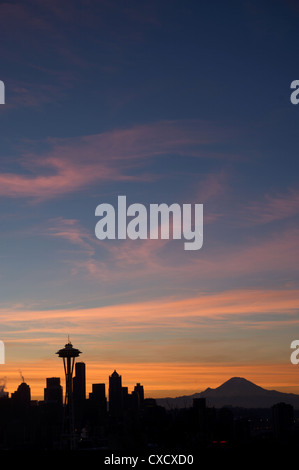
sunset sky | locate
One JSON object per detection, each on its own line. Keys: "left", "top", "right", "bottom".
{"left": 1, "top": 0, "right": 299, "bottom": 399}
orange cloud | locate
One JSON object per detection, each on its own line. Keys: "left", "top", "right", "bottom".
{"left": 1, "top": 287, "right": 298, "bottom": 338}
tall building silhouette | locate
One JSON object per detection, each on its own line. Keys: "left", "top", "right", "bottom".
{"left": 109, "top": 370, "right": 123, "bottom": 418}
{"left": 56, "top": 340, "right": 82, "bottom": 449}
{"left": 73, "top": 362, "right": 86, "bottom": 404}
{"left": 11, "top": 381, "right": 31, "bottom": 405}
{"left": 44, "top": 377, "right": 63, "bottom": 405}
{"left": 134, "top": 383, "right": 144, "bottom": 408}
{"left": 89, "top": 383, "right": 107, "bottom": 416}
{"left": 90, "top": 383, "right": 106, "bottom": 403}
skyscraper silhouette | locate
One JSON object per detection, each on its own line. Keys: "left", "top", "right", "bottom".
{"left": 109, "top": 370, "right": 123, "bottom": 418}
{"left": 89, "top": 383, "right": 107, "bottom": 417}
{"left": 73, "top": 362, "right": 86, "bottom": 404}
{"left": 44, "top": 377, "right": 63, "bottom": 405}
{"left": 134, "top": 383, "right": 144, "bottom": 408}
{"left": 11, "top": 381, "right": 31, "bottom": 405}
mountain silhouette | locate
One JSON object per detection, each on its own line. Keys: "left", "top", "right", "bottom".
{"left": 156, "top": 377, "right": 299, "bottom": 410}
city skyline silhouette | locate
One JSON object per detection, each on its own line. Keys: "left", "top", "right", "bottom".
{"left": 0, "top": 340, "right": 299, "bottom": 453}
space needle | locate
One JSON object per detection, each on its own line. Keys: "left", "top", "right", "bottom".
{"left": 56, "top": 339, "right": 82, "bottom": 449}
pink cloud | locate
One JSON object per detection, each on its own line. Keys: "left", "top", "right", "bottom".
{"left": 67, "top": 224, "right": 299, "bottom": 287}
{"left": 242, "top": 187, "right": 299, "bottom": 225}
{"left": 190, "top": 227, "right": 299, "bottom": 278}
{"left": 0, "top": 120, "right": 236, "bottom": 200}
{"left": 40, "top": 217, "right": 95, "bottom": 254}
{"left": 6, "top": 82, "right": 67, "bottom": 109}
